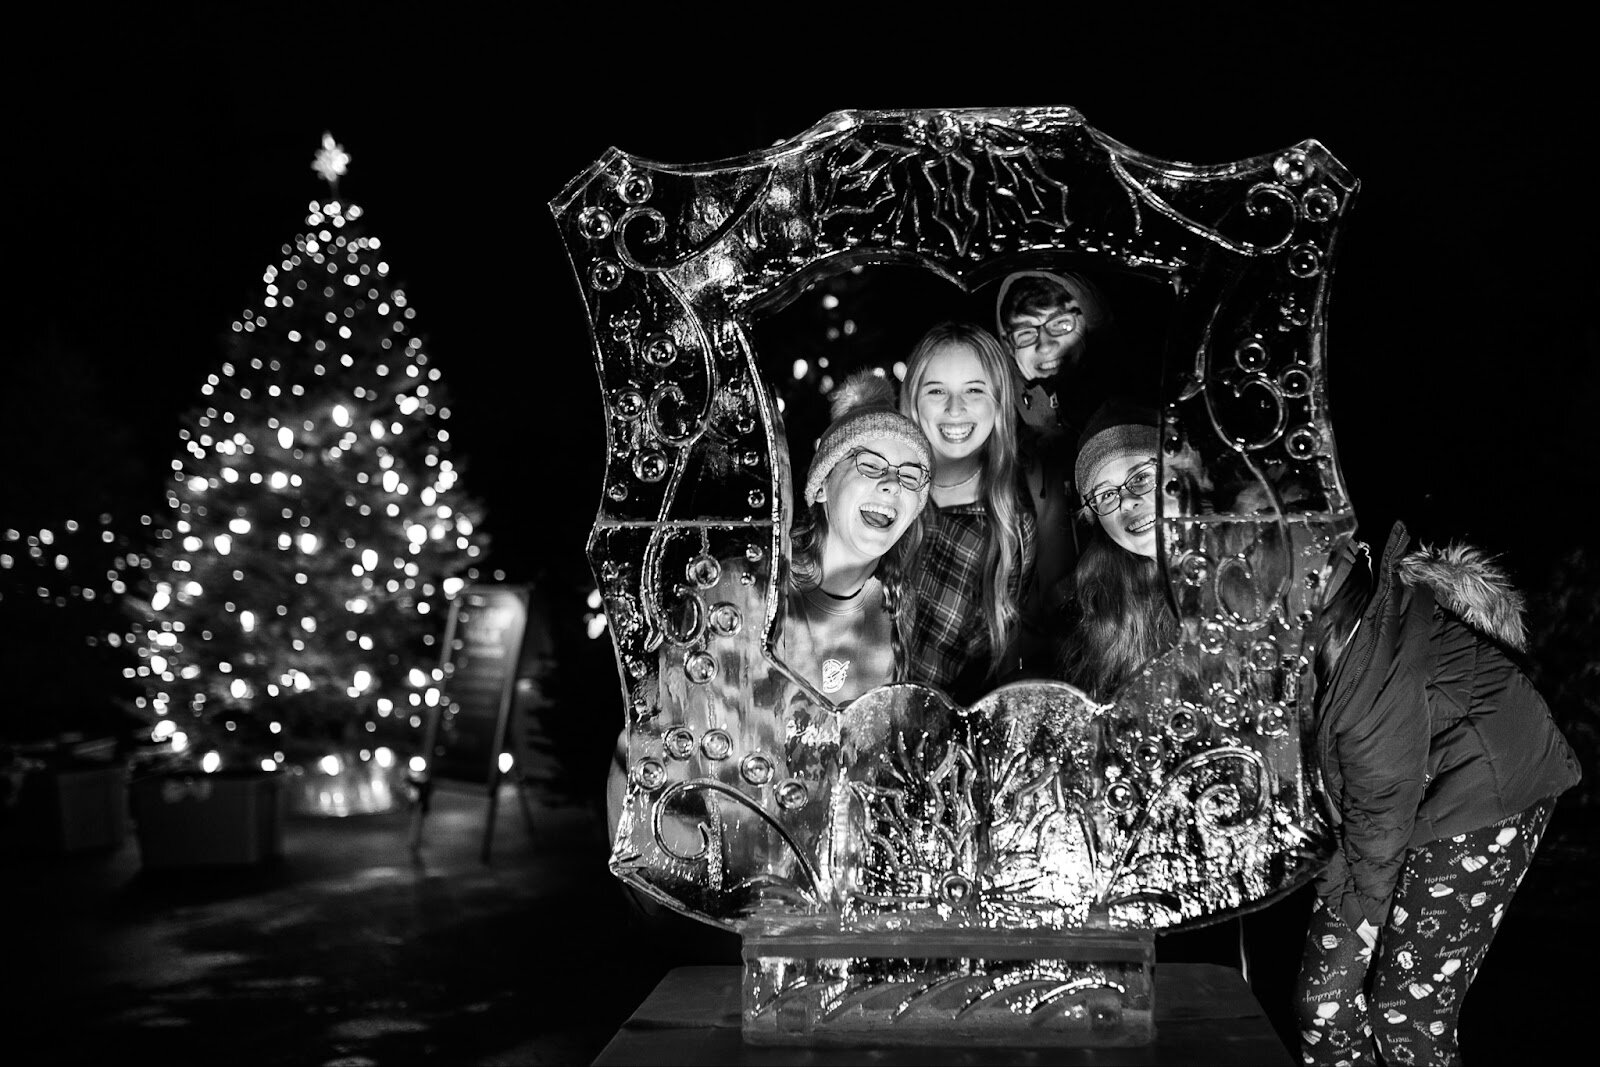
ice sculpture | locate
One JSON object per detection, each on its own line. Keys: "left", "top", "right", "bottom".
{"left": 551, "top": 107, "right": 1358, "bottom": 1045}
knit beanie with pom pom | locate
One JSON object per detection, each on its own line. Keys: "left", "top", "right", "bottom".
{"left": 803, "top": 370, "right": 934, "bottom": 508}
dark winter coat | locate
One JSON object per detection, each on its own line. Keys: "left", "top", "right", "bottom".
{"left": 1314, "top": 521, "right": 1583, "bottom": 931}
{"left": 1008, "top": 363, "right": 1080, "bottom": 679}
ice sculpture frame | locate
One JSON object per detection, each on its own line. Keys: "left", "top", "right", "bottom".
{"left": 550, "top": 107, "right": 1359, "bottom": 940}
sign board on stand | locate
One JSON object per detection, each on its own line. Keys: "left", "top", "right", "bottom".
{"left": 408, "top": 583, "right": 540, "bottom": 862}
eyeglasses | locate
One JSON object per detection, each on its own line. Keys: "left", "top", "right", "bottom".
{"left": 852, "top": 448, "right": 930, "bottom": 491}
{"left": 1082, "top": 462, "right": 1158, "bottom": 516}
{"left": 1006, "top": 312, "right": 1080, "bottom": 349}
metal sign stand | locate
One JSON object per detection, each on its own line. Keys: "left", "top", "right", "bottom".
{"left": 479, "top": 740, "right": 541, "bottom": 864}
{"left": 408, "top": 584, "right": 539, "bottom": 863}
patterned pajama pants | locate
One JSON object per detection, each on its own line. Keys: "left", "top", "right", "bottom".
{"left": 1295, "top": 798, "right": 1554, "bottom": 1066}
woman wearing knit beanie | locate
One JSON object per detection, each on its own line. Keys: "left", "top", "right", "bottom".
{"left": 785, "top": 369, "right": 935, "bottom": 705}
{"left": 602, "top": 371, "right": 932, "bottom": 859}
{"left": 1054, "top": 398, "right": 1174, "bottom": 700}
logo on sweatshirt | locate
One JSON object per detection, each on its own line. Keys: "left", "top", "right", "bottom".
{"left": 822, "top": 658, "right": 850, "bottom": 693}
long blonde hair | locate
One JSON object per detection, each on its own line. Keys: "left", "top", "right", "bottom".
{"left": 898, "top": 321, "right": 1025, "bottom": 673}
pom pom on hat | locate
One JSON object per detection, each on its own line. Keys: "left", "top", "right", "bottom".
{"left": 1074, "top": 398, "right": 1160, "bottom": 498}
{"left": 803, "top": 370, "right": 934, "bottom": 508}
{"left": 826, "top": 369, "right": 896, "bottom": 420}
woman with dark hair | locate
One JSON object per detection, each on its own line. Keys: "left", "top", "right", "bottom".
{"left": 1295, "top": 524, "right": 1581, "bottom": 1066}
{"left": 898, "top": 320, "right": 1036, "bottom": 702}
{"left": 1053, "top": 399, "right": 1175, "bottom": 699}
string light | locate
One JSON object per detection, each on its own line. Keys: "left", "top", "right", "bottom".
{"left": 120, "top": 140, "right": 490, "bottom": 783}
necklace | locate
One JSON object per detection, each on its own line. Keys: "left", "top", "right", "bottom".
{"left": 818, "top": 562, "right": 875, "bottom": 600}
{"left": 933, "top": 467, "right": 981, "bottom": 490}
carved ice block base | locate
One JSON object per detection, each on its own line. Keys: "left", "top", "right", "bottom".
{"left": 741, "top": 918, "right": 1155, "bottom": 1048}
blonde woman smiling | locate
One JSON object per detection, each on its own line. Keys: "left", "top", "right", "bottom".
{"left": 898, "top": 320, "right": 1035, "bottom": 703}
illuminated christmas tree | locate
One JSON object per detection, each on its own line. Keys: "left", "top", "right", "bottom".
{"left": 123, "top": 133, "right": 490, "bottom": 775}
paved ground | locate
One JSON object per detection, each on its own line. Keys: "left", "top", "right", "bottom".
{"left": 5, "top": 781, "right": 1594, "bottom": 1065}
{"left": 5, "top": 780, "right": 698, "bottom": 1066}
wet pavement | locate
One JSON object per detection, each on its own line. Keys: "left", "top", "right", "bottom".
{"left": 4, "top": 780, "right": 719, "bottom": 1066}
{"left": 5, "top": 780, "right": 1593, "bottom": 1065}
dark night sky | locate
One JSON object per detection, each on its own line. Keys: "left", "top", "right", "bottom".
{"left": 8, "top": 7, "right": 1594, "bottom": 602}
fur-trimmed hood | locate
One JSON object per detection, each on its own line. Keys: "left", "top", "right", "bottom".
{"left": 1315, "top": 523, "right": 1580, "bottom": 933}
{"left": 1396, "top": 543, "right": 1528, "bottom": 652}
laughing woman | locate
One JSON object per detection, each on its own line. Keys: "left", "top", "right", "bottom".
{"left": 603, "top": 372, "right": 935, "bottom": 841}
{"left": 784, "top": 371, "right": 935, "bottom": 704}
{"left": 899, "top": 321, "right": 1036, "bottom": 703}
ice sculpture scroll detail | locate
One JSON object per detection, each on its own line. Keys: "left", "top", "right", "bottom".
{"left": 550, "top": 107, "right": 1358, "bottom": 932}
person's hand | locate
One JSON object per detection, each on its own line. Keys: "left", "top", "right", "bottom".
{"left": 1355, "top": 919, "right": 1379, "bottom": 960}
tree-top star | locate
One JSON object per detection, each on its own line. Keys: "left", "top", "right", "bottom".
{"left": 312, "top": 132, "right": 350, "bottom": 187}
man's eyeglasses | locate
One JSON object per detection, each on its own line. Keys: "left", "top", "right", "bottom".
{"left": 1082, "top": 462, "right": 1158, "bottom": 516}
{"left": 1006, "top": 312, "right": 1080, "bottom": 349}
{"left": 853, "top": 448, "right": 930, "bottom": 491}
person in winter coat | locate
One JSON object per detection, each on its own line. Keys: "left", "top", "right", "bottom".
{"left": 1297, "top": 521, "right": 1582, "bottom": 1066}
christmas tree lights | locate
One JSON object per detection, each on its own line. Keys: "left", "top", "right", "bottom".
{"left": 123, "top": 133, "right": 490, "bottom": 776}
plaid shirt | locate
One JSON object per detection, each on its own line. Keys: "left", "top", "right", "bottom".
{"left": 908, "top": 501, "right": 1036, "bottom": 702}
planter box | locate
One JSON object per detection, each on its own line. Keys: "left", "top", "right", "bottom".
{"left": 130, "top": 771, "right": 286, "bottom": 868}
{"left": 284, "top": 751, "right": 403, "bottom": 817}
{"left": 6, "top": 759, "right": 130, "bottom": 854}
